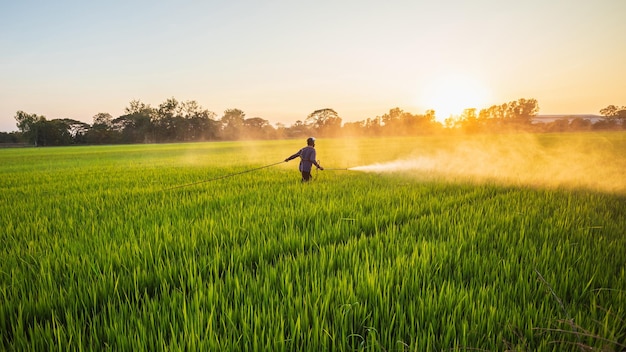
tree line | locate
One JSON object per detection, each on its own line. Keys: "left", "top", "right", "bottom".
{"left": 1, "top": 98, "right": 624, "bottom": 146}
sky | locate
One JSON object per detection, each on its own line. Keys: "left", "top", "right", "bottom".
{"left": 1, "top": 0, "right": 625, "bottom": 132}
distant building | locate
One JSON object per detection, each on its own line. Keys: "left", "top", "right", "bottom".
{"left": 532, "top": 114, "right": 606, "bottom": 124}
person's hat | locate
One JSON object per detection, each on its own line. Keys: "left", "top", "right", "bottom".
{"left": 307, "top": 137, "right": 315, "bottom": 145}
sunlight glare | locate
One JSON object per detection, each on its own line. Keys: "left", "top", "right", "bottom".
{"left": 420, "top": 74, "right": 492, "bottom": 122}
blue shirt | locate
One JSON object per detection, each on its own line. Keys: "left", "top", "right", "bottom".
{"left": 286, "top": 146, "right": 320, "bottom": 172}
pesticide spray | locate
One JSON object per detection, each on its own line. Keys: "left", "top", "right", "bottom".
{"left": 349, "top": 157, "right": 439, "bottom": 172}
{"left": 345, "top": 134, "right": 626, "bottom": 194}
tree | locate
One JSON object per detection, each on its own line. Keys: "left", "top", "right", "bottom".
{"left": 476, "top": 98, "right": 539, "bottom": 132}
{"left": 364, "top": 116, "right": 382, "bottom": 136}
{"left": 15, "top": 111, "right": 37, "bottom": 142}
{"left": 381, "top": 107, "right": 404, "bottom": 126}
{"left": 16, "top": 117, "right": 74, "bottom": 146}
{"left": 342, "top": 121, "right": 366, "bottom": 137}
{"left": 154, "top": 97, "right": 181, "bottom": 142}
{"left": 507, "top": 98, "right": 539, "bottom": 123}
{"left": 379, "top": 108, "right": 408, "bottom": 135}
{"left": 14, "top": 111, "right": 45, "bottom": 146}
{"left": 107, "top": 100, "right": 156, "bottom": 143}
{"left": 112, "top": 113, "right": 153, "bottom": 143}
{"left": 592, "top": 118, "right": 620, "bottom": 131}
{"left": 425, "top": 110, "right": 438, "bottom": 124}
{"left": 0, "top": 131, "right": 21, "bottom": 144}
{"left": 545, "top": 118, "right": 570, "bottom": 133}
{"left": 286, "top": 120, "right": 309, "bottom": 138}
{"left": 458, "top": 108, "right": 481, "bottom": 133}
{"left": 569, "top": 117, "right": 592, "bottom": 131}
{"left": 60, "top": 118, "right": 90, "bottom": 144}
{"left": 125, "top": 100, "right": 155, "bottom": 116}
{"left": 399, "top": 109, "right": 439, "bottom": 135}
{"left": 86, "top": 113, "right": 115, "bottom": 144}
{"left": 221, "top": 109, "right": 245, "bottom": 140}
{"left": 93, "top": 112, "right": 113, "bottom": 127}
{"left": 42, "top": 119, "right": 74, "bottom": 145}
{"left": 181, "top": 100, "right": 219, "bottom": 141}
{"left": 600, "top": 105, "right": 626, "bottom": 127}
{"left": 108, "top": 98, "right": 219, "bottom": 143}
{"left": 243, "top": 117, "right": 274, "bottom": 139}
{"left": 599, "top": 105, "right": 621, "bottom": 117}
{"left": 305, "top": 108, "right": 342, "bottom": 137}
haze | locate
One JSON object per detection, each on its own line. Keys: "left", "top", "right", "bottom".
{"left": 1, "top": 0, "right": 625, "bottom": 132}
{"left": 350, "top": 134, "right": 626, "bottom": 194}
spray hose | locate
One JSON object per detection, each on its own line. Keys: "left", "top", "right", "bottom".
{"left": 163, "top": 160, "right": 354, "bottom": 191}
{"left": 162, "top": 161, "right": 285, "bottom": 191}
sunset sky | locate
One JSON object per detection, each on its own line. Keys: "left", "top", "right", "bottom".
{"left": 1, "top": 0, "right": 624, "bottom": 132}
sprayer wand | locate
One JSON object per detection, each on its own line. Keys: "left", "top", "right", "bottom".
{"left": 317, "top": 159, "right": 351, "bottom": 171}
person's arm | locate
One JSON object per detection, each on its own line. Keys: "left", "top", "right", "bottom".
{"left": 312, "top": 160, "right": 323, "bottom": 170}
{"left": 284, "top": 149, "right": 301, "bottom": 162}
{"left": 311, "top": 151, "right": 324, "bottom": 170}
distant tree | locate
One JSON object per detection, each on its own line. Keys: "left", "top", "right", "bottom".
{"left": 305, "top": 108, "right": 342, "bottom": 137}
{"left": 274, "top": 122, "right": 288, "bottom": 139}
{"left": 364, "top": 116, "right": 383, "bottom": 136}
{"left": 480, "top": 103, "right": 507, "bottom": 121}
{"left": 86, "top": 113, "right": 115, "bottom": 144}
{"left": 0, "top": 131, "right": 21, "bottom": 144}
{"left": 154, "top": 97, "right": 181, "bottom": 142}
{"left": 44, "top": 119, "right": 75, "bottom": 145}
{"left": 15, "top": 111, "right": 37, "bottom": 142}
{"left": 221, "top": 109, "right": 245, "bottom": 140}
{"left": 109, "top": 99, "right": 219, "bottom": 143}
{"left": 93, "top": 112, "right": 113, "bottom": 127}
{"left": 242, "top": 117, "right": 274, "bottom": 139}
{"left": 477, "top": 98, "right": 539, "bottom": 132}
{"left": 425, "top": 109, "right": 438, "bottom": 124}
{"left": 507, "top": 98, "right": 539, "bottom": 123}
{"left": 125, "top": 99, "right": 155, "bottom": 116}
{"left": 458, "top": 108, "right": 481, "bottom": 133}
{"left": 181, "top": 100, "right": 219, "bottom": 141}
{"left": 403, "top": 109, "right": 440, "bottom": 135}
{"left": 60, "top": 118, "right": 90, "bottom": 144}
{"left": 569, "top": 117, "right": 592, "bottom": 131}
{"left": 130, "top": 100, "right": 156, "bottom": 140}
{"left": 286, "top": 120, "right": 309, "bottom": 138}
{"left": 592, "top": 118, "right": 621, "bottom": 131}
{"left": 443, "top": 115, "right": 460, "bottom": 129}
{"left": 113, "top": 100, "right": 156, "bottom": 143}
{"left": 112, "top": 113, "right": 152, "bottom": 143}
{"left": 379, "top": 108, "right": 408, "bottom": 135}
{"left": 381, "top": 107, "right": 404, "bottom": 126}
{"left": 243, "top": 117, "right": 269, "bottom": 130}
{"left": 15, "top": 117, "right": 74, "bottom": 146}
{"left": 14, "top": 111, "right": 46, "bottom": 146}
{"left": 599, "top": 105, "right": 622, "bottom": 117}
{"left": 546, "top": 119, "right": 570, "bottom": 133}
{"left": 599, "top": 105, "right": 626, "bottom": 127}
{"left": 342, "top": 120, "right": 366, "bottom": 137}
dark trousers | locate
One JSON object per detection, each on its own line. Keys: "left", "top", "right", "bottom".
{"left": 301, "top": 171, "right": 312, "bottom": 182}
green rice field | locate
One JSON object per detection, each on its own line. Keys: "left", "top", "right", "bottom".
{"left": 1, "top": 132, "right": 625, "bottom": 351}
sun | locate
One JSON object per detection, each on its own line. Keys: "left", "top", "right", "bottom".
{"left": 419, "top": 74, "right": 492, "bottom": 123}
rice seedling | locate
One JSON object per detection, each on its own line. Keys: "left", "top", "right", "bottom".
{"left": 1, "top": 133, "right": 625, "bottom": 351}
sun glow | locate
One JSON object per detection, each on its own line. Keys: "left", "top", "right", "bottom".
{"left": 420, "top": 74, "right": 493, "bottom": 123}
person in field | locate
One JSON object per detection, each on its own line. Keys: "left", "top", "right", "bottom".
{"left": 285, "top": 137, "right": 324, "bottom": 182}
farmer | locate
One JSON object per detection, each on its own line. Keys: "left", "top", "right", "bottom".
{"left": 285, "top": 137, "right": 324, "bottom": 182}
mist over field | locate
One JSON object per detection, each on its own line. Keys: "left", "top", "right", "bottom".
{"left": 348, "top": 133, "right": 626, "bottom": 194}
